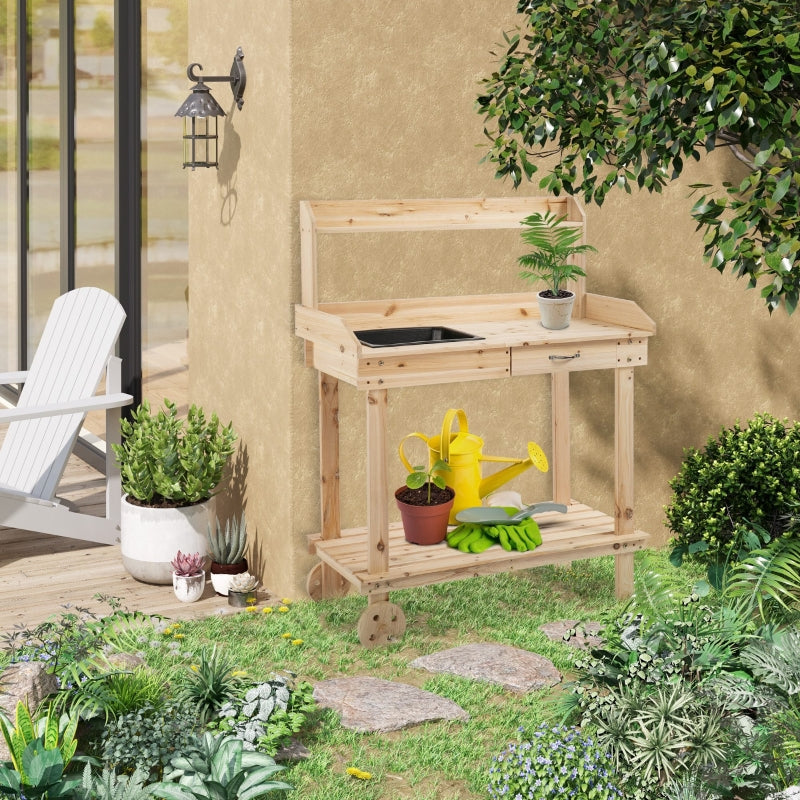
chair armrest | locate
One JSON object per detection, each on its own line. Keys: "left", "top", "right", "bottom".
{"left": 0, "top": 393, "right": 132, "bottom": 424}
{"left": 0, "top": 371, "right": 29, "bottom": 385}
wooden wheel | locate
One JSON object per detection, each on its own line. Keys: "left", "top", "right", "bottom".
{"left": 306, "top": 563, "right": 349, "bottom": 601}
{"left": 357, "top": 601, "right": 406, "bottom": 648}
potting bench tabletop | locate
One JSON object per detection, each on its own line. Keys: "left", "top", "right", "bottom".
{"left": 295, "top": 197, "right": 655, "bottom": 646}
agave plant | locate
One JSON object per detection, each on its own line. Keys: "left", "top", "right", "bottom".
{"left": 147, "top": 732, "right": 292, "bottom": 800}
{"left": 178, "top": 645, "right": 244, "bottom": 723}
{"left": 207, "top": 514, "right": 247, "bottom": 566}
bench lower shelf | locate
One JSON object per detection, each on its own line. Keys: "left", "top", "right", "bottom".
{"left": 310, "top": 503, "right": 649, "bottom": 597}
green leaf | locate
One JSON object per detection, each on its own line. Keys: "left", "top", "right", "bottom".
{"left": 764, "top": 70, "right": 783, "bottom": 91}
{"left": 668, "top": 545, "right": 686, "bottom": 568}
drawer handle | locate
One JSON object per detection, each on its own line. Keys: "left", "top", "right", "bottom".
{"left": 548, "top": 352, "right": 580, "bottom": 361}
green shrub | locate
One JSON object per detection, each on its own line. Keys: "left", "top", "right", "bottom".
{"left": 97, "top": 701, "right": 202, "bottom": 779}
{"left": 487, "top": 723, "right": 622, "bottom": 800}
{"left": 666, "top": 413, "right": 800, "bottom": 584}
{"left": 215, "top": 676, "right": 316, "bottom": 755}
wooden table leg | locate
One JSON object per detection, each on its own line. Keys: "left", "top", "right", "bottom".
{"left": 316, "top": 372, "right": 348, "bottom": 599}
{"left": 366, "top": 388, "right": 390, "bottom": 604}
{"left": 551, "top": 371, "right": 571, "bottom": 505}
{"left": 615, "top": 366, "right": 635, "bottom": 598}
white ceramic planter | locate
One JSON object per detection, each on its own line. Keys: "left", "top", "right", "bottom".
{"left": 121, "top": 495, "right": 215, "bottom": 585}
{"left": 172, "top": 571, "right": 206, "bottom": 603}
{"left": 537, "top": 291, "right": 575, "bottom": 330}
{"left": 208, "top": 559, "right": 249, "bottom": 596}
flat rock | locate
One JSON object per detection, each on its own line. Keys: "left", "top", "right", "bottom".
{"left": 274, "top": 737, "right": 311, "bottom": 762}
{"left": 0, "top": 662, "right": 59, "bottom": 760}
{"left": 313, "top": 677, "right": 469, "bottom": 733}
{"left": 767, "top": 788, "right": 800, "bottom": 800}
{"left": 539, "top": 620, "right": 603, "bottom": 649}
{"left": 411, "top": 643, "right": 561, "bottom": 693}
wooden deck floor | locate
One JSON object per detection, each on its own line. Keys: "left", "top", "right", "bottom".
{"left": 0, "top": 456, "right": 256, "bottom": 636}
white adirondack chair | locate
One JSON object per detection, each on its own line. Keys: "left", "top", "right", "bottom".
{"left": 0, "top": 287, "right": 133, "bottom": 545}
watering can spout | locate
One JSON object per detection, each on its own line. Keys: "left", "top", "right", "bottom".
{"left": 479, "top": 442, "right": 549, "bottom": 498}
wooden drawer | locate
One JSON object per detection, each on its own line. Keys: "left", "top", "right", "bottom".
{"left": 356, "top": 347, "right": 510, "bottom": 389}
{"left": 512, "top": 338, "right": 647, "bottom": 375}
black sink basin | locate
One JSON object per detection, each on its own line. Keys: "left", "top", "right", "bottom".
{"left": 354, "top": 326, "right": 484, "bottom": 348}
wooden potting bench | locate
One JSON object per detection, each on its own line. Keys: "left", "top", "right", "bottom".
{"left": 296, "top": 197, "right": 655, "bottom": 646}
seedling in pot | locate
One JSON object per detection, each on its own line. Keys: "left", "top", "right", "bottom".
{"left": 405, "top": 459, "right": 451, "bottom": 504}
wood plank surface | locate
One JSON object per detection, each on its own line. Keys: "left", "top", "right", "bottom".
{"left": 307, "top": 197, "right": 568, "bottom": 233}
{"left": 311, "top": 503, "right": 649, "bottom": 595}
{"left": 0, "top": 457, "right": 269, "bottom": 634}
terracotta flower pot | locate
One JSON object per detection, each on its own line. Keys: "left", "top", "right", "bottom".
{"left": 395, "top": 486, "right": 455, "bottom": 545}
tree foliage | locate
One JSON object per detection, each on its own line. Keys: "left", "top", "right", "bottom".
{"left": 477, "top": 0, "right": 800, "bottom": 313}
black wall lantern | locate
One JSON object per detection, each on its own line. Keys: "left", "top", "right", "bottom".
{"left": 175, "top": 47, "right": 246, "bottom": 170}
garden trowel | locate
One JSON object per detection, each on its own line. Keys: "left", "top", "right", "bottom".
{"left": 455, "top": 501, "right": 568, "bottom": 525}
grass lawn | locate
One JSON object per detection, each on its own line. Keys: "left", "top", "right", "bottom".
{"left": 140, "top": 548, "right": 703, "bottom": 800}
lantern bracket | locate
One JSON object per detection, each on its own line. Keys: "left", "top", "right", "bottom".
{"left": 186, "top": 47, "right": 246, "bottom": 110}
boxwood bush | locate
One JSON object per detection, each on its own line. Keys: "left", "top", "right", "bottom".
{"left": 667, "top": 413, "right": 800, "bottom": 585}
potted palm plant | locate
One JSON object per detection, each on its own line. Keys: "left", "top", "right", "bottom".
{"left": 113, "top": 399, "right": 237, "bottom": 585}
{"left": 395, "top": 459, "right": 454, "bottom": 545}
{"left": 518, "top": 211, "right": 597, "bottom": 329}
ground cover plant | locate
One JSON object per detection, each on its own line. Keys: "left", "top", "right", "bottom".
{"left": 1, "top": 546, "right": 797, "bottom": 799}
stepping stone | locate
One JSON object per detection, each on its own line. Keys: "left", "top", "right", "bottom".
{"left": 539, "top": 620, "right": 603, "bottom": 649}
{"left": 313, "top": 676, "right": 469, "bottom": 733}
{"left": 768, "top": 788, "right": 800, "bottom": 800}
{"left": 411, "top": 643, "right": 561, "bottom": 693}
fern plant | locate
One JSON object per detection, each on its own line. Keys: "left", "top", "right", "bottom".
{"left": 517, "top": 211, "right": 596, "bottom": 296}
{"left": 78, "top": 764, "right": 151, "bottom": 800}
{"left": 726, "top": 536, "right": 800, "bottom": 620}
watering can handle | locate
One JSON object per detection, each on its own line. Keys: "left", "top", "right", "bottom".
{"left": 398, "top": 433, "right": 431, "bottom": 473}
{"left": 440, "top": 408, "right": 469, "bottom": 464}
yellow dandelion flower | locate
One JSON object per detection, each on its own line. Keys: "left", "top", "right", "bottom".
{"left": 281, "top": 598, "right": 292, "bottom": 605}
{"left": 346, "top": 767, "right": 372, "bottom": 780}
{"left": 278, "top": 605, "right": 289, "bottom": 613}
{"left": 190, "top": 665, "right": 199, "bottom": 672}
{"left": 173, "top": 633, "right": 185, "bottom": 639}
{"left": 281, "top": 632, "right": 293, "bottom": 639}
{"left": 163, "top": 627, "right": 173, "bottom": 635}
{"left": 245, "top": 605, "right": 258, "bottom": 613}
{"left": 262, "top": 607, "right": 273, "bottom": 614}
{"left": 172, "top": 623, "right": 181, "bottom": 628}
{"left": 291, "top": 639, "right": 303, "bottom": 646}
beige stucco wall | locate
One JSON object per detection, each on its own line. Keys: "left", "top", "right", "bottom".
{"left": 189, "top": 1, "right": 800, "bottom": 599}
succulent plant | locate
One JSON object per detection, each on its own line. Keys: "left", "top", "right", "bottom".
{"left": 206, "top": 513, "right": 247, "bottom": 565}
{"left": 229, "top": 572, "right": 258, "bottom": 593}
{"left": 171, "top": 551, "right": 206, "bottom": 577}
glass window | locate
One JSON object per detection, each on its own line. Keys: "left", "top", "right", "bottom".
{"left": 142, "top": 0, "right": 188, "bottom": 411}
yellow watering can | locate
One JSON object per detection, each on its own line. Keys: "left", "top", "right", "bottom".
{"left": 398, "top": 408, "right": 549, "bottom": 524}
